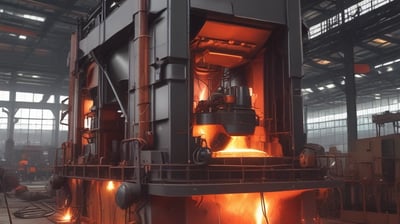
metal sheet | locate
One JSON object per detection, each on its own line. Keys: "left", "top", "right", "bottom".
{"left": 148, "top": 180, "right": 342, "bottom": 196}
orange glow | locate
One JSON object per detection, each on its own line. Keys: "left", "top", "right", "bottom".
{"left": 255, "top": 198, "right": 269, "bottom": 224}
{"left": 83, "top": 99, "right": 94, "bottom": 131}
{"left": 61, "top": 208, "right": 72, "bottom": 222}
{"left": 192, "top": 124, "right": 227, "bottom": 143}
{"left": 106, "top": 181, "right": 115, "bottom": 191}
{"left": 83, "top": 99, "right": 93, "bottom": 113}
{"left": 193, "top": 125, "right": 268, "bottom": 158}
{"left": 191, "top": 191, "right": 304, "bottom": 224}
{"left": 199, "top": 88, "right": 208, "bottom": 101}
{"left": 213, "top": 148, "right": 267, "bottom": 157}
{"left": 214, "top": 136, "right": 268, "bottom": 158}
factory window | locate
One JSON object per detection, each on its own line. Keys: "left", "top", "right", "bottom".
{"left": 0, "top": 91, "right": 9, "bottom": 101}
{"left": 15, "top": 109, "right": 54, "bottom": 130}
{"left": 59, "top": 110, "right": 68, "bottom": 131}
{"left": 15, "top": 91, "right": 44, "bottom": 102}
{"left": 47, "top": 95, "right": 55, "bottom": 103}
{"left": 0, "top": 108, "right": 7, "bottom": 158}
{"left": 0, "top": 107, "right": 7, "bottom": 129}
{"left": 306, "top": 95, "right": 400, "bottom": 152}
{"left": 14, "top": 108, "right": 55, "bottom": 145}
{"left": 60, "top": 95, "right": 68, "bottom": 104}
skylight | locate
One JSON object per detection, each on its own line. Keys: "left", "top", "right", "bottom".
{"left": 21, "top": 14, "right": 46, "bottom": 22}
{"left": 313, "top": 58, "right": 331, "bottom": 65}
{"left": 374, "top": 58, "right": 400, "bottom": 69}
{"left": 0, "top": 8, "right": 45, "bottom": 23}
{"left": 302, "top": 88, "right": 314, "bottom": 93}
{"left": 372, "top": 38, "right": 389, "bottom": 44}
{"left": 354, "top": 74, "right": 364, "bottom": 78}
{"left": 308, "top": 0, "right": 394, "bottom": 39}
{"left": 325, "top": 83, "right": 336, "bottom": 89}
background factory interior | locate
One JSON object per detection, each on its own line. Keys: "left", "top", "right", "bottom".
{"left": 0, "top": 0, "right": 400, "bottom": 224}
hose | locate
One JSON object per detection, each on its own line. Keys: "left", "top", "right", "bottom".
{"left": 260, "top": 192, "right": 270, "bottom": 224}
{"left": 13, "top": 201, "right": 56, "bottom": 219}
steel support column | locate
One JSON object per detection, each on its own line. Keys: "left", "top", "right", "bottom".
{"left": 6, "top": 79, "right": 16, "bottom": 140}
{"left": 343, "top": 32, "right": 357, "bottom": 151}
{"left": 288, "top": 0, "right": 306, "bottom": 154}
{"left": 52, "top": 94, "right": 60, "bottom": 147}
{"left": 5, "top": 80, "right": 16, "bottom": 162}
{"left": 338, "top": 0, "right": 357, "bottom": 152}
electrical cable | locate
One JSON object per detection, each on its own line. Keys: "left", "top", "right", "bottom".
{"left": 260, "top": 192, "right": 270, "bottom": 224}
{"left": 13, "top": 201, "right": 56, "bottom": 219}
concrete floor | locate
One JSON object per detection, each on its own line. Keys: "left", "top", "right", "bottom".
{"left": 0, "top": 181, "right": 57, "bottom": 224}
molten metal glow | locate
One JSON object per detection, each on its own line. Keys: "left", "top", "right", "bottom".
{"left": 199, "top": 88, "right": 208, "bottom": 101}
{"left": 192, "top": 193, "right": 271, "bottom": 223}
{"left": 106, "top": 181, "right": 115, "bottom": 191}
{"left": 214, "top": 136, "right": 268, "bottom": 158}
{"left": 213, "top": 148, "right": 267, "bottom": 157}
{"left": 192, "top": 191, "right": 305, "bottom": 223}
{"left": 62, "top": 208, "right": 72, "bottom": 222}
{"left": 193, "top": 125, "right": 268, "bottom": 158}
{"left": 255, "top": 196, "right": 269, "bottom": 224}
{"left": 83, "top": 99, "right": 93, "bottom": 113}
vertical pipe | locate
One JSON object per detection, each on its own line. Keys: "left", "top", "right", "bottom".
{"left": 7, "top": 82, "right": 16, "bottom": 140}
{"left": 53, "top": 95, "right": 60, "bottom": 147}
{"left": 5, "top": 85, "right": 16, "bottom": 162}
{"left": 68, "top": 32, "right": 79, "bottom": 162}
{"left": 287, "top": 0, "right": 305, "bottom": 154}
{"left": 136, "top": 0, "right": 151, "bottom": 145}
{"left": 344, "top": 33, "right": 357, "bottom": 151}
{"left": 187, "top": 0, "right": 192, "bottom": 163}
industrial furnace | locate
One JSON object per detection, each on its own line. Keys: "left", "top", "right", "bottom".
{"left": 53, "top": 0, "right": 339, "bottom": 223}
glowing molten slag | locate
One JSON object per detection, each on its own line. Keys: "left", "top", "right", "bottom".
{"left": 213, "top": 136, "right": 268, "bottom": 158}
{"left": 192, "top": 125, "right": 268, "bottom": 158}
{"left": 61, "top": 208, "right": 72, "bottom": 222}
{"left": 192, "top": 193, "right": 271, "bottom": 223}
{"left": 192, "top": 191, "right": 305, "bottom": 224}
{"left": 255, "top": 202, "right": 268, "bottom": 224}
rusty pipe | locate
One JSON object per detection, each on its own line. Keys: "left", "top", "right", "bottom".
{"left": 135, "top": 0, "right": 151, "bottom": 147}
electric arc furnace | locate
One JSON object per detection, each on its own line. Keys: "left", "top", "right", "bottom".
{"left": 53, "top": 0, "right": 339, "bottom": 223}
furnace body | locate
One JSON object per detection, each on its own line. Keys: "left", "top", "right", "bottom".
{"left": 54, "top": 1, "right": 339, "bottom": 223}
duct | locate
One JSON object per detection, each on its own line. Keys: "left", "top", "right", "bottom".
{"left": 135, "top": 0, "right": 151, "bottom": 146}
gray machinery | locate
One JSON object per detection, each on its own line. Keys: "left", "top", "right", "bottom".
{"left": 322, "top": 111, "right": 400, "bottom": 224}
{"left": 53, "top": 0, "right": 340, "bottom": 223}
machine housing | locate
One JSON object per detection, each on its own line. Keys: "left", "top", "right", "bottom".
{"left": 54, "top": 0, "right": 339, "bottom": 223}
